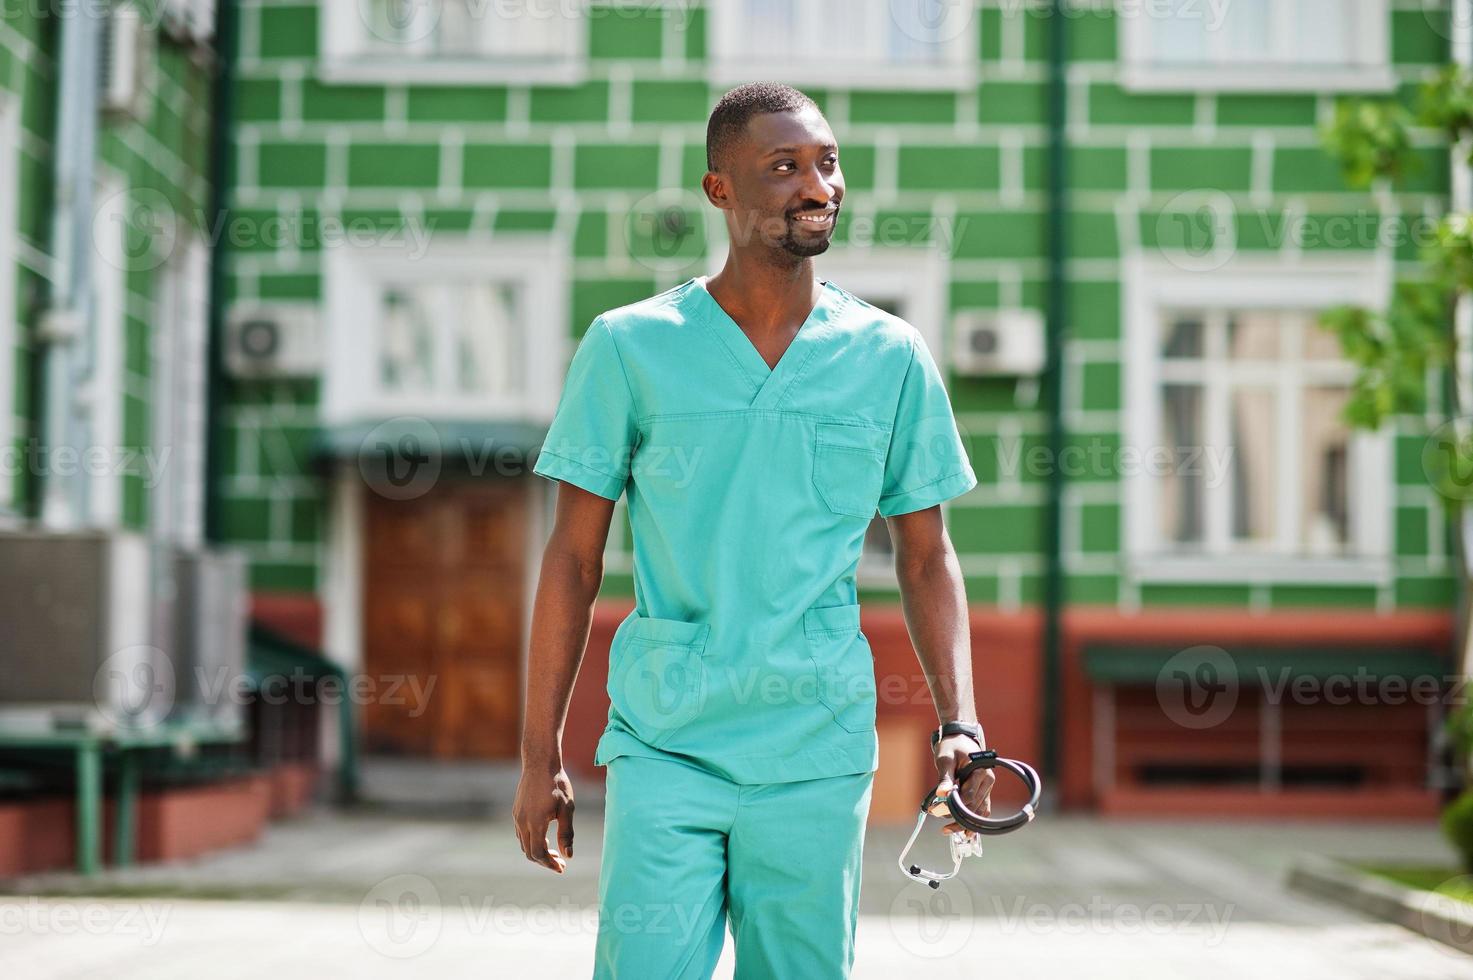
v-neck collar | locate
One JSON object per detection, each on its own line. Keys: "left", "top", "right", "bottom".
{"left": 691, "top": 274, "right": 837, "bottom": 409}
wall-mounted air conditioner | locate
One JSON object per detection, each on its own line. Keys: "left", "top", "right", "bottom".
{"left": 226, "top": 304, "right": 324, "bottom": 378}
{"left": 952, "top": 309, "right": 1046, "bottom": 377}
{"left": 0, "top": 530, "right": 160, "bottom": 732}
{"left": 99, "top": 5, "right": 146, "bottom": 118}
{"left": 171, "top": 546, "right": 249, "bottom": 729}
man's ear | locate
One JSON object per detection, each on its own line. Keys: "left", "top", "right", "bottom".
{"left": 701, "top": 170, "right": 733, "bottom": 211}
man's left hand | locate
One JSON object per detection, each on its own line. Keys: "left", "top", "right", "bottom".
{"left": 932, "top": 734, "right": 995, "bottom": 838}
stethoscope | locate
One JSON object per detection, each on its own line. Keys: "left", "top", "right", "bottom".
{"left": 897, "top": 749, "right": 1042, "bottom": 889}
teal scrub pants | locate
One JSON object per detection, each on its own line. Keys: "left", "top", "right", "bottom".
{"left": 595, "top": 753, "right": 875, "bottom": 979}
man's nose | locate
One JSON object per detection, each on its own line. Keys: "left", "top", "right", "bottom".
{"left": 798, "top": 164, "right": 839, "bottom": 206}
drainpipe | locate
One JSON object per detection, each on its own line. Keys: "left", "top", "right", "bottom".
{"left": 1452, "top": 3, "right": 1473, "bottom": 689}
{"left": 1039, "top": 0, "right": 1069, "bottom": 804}
{"left": 204, "top": 0, "right": 238, "bottom": 544}
{"left": 37, "top": 5, "right": 103, "bottom": 528}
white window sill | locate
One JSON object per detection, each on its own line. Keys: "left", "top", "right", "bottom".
{"left": 1127, "top": 554, "right": 1393, "bottom": 586}
{"left": 317, "top": 58, "right": 586, "bottom": 86}
{"left": 1118, "top": 64, "right": 1398, "bottom": 95}
{"left": 709, "top": 60, "right": 976, "bottom": 92}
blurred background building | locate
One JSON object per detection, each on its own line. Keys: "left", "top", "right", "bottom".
{"left": 0, "top": 0, "right": 1463, "bottom": 875}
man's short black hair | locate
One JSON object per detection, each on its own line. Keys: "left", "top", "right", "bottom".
{"left": 706, "top": 82, "right": 820, "bottom": 173}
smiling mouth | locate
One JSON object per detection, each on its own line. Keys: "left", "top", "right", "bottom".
{"left": 791, "top": 209, "right": 837, "bottom": 226}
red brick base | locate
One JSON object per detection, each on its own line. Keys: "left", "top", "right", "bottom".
{"left": 0, "top": 766, "right": 302, "bottom": 878}
{"left": 1097, "top": 786, "right": 1443, "bottom": 820}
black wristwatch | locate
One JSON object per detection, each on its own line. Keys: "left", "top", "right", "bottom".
{"left": 931, "top": 720, "right": 984, "bottom": 748}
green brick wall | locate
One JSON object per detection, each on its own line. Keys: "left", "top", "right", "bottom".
{"left": 0, "top": 5, "right": 55, "bottom": 514}
{"left": 220, "top": 0, "right": 1460, "bottom": 612}
{"left": 2, "top": 3, "right": 214, "bottom": 531}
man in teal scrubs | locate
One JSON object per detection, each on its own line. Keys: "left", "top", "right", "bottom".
{"left": 515, "top": 82, "right": 995, "bottom": 979}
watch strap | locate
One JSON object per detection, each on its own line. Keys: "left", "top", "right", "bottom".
{"left": 931, "top": 720, "right": 984, "bottom": 747}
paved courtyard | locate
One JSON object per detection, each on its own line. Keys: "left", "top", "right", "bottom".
{"left": 2, "top": 809, "right": 1470, "bottom": 978}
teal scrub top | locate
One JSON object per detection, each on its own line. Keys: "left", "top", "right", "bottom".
{"left": 532, "top": 275, "right": 978, "bottom": 784}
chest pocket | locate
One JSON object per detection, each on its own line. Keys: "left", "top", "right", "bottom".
{"left": 812, "top": 422, "right": 888, "bottom": 519}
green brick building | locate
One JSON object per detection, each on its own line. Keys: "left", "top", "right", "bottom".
{"left": 3, "top": 1, "right": 1463, "bottom": 815}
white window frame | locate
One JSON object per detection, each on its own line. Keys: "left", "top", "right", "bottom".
{"left": 708, "top": 0, "right": 979, "bottom": 90}
{"left": 0, "top": 95, "right": 16, "bottom": 514}
{"left": 1122, "top": 253, "right": 1394, "bottom": 585}
{"left": 151, "top": 234, "right": 210, "bottom": 548}
{"left": 87, "top": 172, "right": 128, "bottom": 528}
{"left": 319, "top": 0, "right": 586, "bottom": 85}
{"left": 323, "top": 235, "right": 568, "bottom": 426}
{"left": 705, "top": 244, "right": 955, "bottom": 587}
{"left": 161, "top": 0, "right": 216, "bottom": 40}
{"left": 1118, "top": 0, "right": 1395, "bottom": 94}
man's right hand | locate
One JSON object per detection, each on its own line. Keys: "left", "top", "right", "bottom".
{"left": 514, "top": 763, "right": 576, "bottom": 874}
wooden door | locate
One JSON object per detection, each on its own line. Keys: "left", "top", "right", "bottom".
{"left": 363, "top": 478, "right": 528, "bottom": 758}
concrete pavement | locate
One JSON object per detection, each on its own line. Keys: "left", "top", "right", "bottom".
{"left": 3, "top": 810, "right": 1471, "bottom": 978}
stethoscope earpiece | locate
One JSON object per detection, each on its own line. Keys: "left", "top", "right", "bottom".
{"left": 898, "top": 749, "right": 1042, "bottom": 888}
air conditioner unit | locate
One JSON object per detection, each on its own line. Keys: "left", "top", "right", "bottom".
{"left": 0, "top": 530, "right": 161, "bottom": 732}
{"left": 952, "top": 309, "right": 1046, "bottom": 377}
{"left": 226, "top": 304, "right": 323, "bottom": 378}
{"left": 171, "top": 546, "right": 249, "bottom": 730}
{"left": 98, "top": 4, "right": 146, "bottom": 117}
{"left": 160, "top": 0, "right": 216, "bottom": 44}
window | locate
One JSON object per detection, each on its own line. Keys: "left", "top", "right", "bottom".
{"left": 321, "top": 0, "right": 584, "bottom": 84}
{"left": 152, "top": 236, "right": 210, "bottom": 548}
{"left": 710, "top": 0, "right": 977, "bottom": 89}
{"left": 1156, "top": 310, "right": 1357, "bottom": 556}
{"left": 88, "top": 176, "right": 128, "bottom": 527}
{"left": 1120, "top": 0, "right": 1392, "bottom": 93}
{"left": 161, "top": 0, "right": 215, "bottom": 40}
{"left": 1123, "top": 257, "right": 1392, "bottom": 582}
{"left": 379, "top": 280, "right": 525, "bottom": 401}
{"left": 323, "top": 238, "right": 567, "bottom": 425}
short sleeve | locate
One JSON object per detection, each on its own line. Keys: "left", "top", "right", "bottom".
{"left": 532, "top": 317, "right": 639, "bottom": 501}
{"left": 878, "top": 335, "right": 978, "bottom": 517}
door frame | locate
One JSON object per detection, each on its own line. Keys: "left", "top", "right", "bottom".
{"left": 322, "top": 466, "right": 549, "bottom": 758}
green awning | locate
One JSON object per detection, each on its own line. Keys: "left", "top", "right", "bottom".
{"left": 247, "top": 624, "right": 345, "bottom": 685}
{"left": 247, "top": 623, "right": 358, "bottom": 802}
{"left": 1082, "top": 643, "right": 1448, "bottom": 684}
{"left": 310, "top": 418, "right": 550, "bottom": 466}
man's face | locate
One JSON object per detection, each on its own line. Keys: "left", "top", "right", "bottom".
{"left": 719, "top": 106, "right": 845, "bottom": 259}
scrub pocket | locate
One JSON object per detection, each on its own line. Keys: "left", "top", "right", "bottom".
{"left": 803, "top": 602, "right": 877, "bottom": 734}
{"left": 607, "top": 615, "right": 712, "bottom": 748}
{"left": 812, "top": 422, "right": 887, "bottom": 519}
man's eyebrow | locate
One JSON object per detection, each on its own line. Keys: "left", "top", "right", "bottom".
{"left": 763, "top": 143, "right": 839, "bottom": 156}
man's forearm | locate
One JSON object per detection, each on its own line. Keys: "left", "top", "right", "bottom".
{"left": 895, "top": 542, "right": 977, "bottom": 725}
{"left": 521, "top": 548, "right": 604, "bottom": 771}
